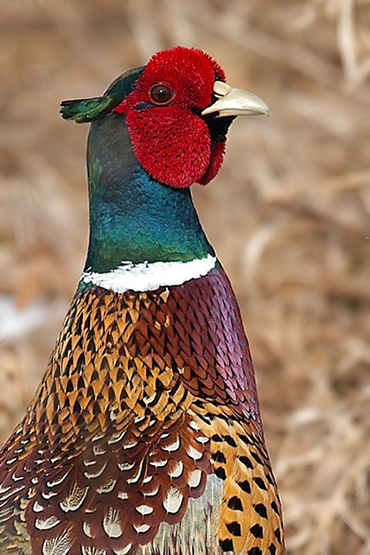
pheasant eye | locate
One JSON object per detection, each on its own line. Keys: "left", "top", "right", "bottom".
{"left": 149, "top": 84, "right": 174, "bottom": 105}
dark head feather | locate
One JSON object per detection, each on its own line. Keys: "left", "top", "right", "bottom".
{"left": 60, "top": 66, "right": 145, "bottom": 123}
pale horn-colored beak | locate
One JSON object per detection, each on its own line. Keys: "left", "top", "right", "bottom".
{"left": 201, "top": 81, "right": 270, "bottom": 118}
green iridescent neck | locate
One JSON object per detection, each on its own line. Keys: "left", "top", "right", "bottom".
{"left": 85, "top": 113, "right": 214, "bottom": 273}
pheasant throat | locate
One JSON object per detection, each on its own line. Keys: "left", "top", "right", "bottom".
{"left": 80, "top": 254, "right": 217, "bottom": 293}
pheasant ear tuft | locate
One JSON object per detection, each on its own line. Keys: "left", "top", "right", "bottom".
{"left": 60, "top": 66, "right": 145, "bottom": 123}
{"left": 60, "top": 96, "right": 113, "bottom": 123}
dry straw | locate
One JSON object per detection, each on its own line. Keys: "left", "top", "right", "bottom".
{"left": 1, "top": 1, "right": 369, "bottom": 553}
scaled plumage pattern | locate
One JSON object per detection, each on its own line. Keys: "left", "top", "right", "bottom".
{"left": 0, "top": 47, "right": 284, "bottom": 555}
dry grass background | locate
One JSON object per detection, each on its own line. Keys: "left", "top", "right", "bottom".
{"left": 1, "top": 0, "right": 370, "bottom": 553}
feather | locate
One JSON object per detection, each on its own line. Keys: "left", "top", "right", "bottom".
{"left": 60, "top": 96, "right": 112, "bottom": 123}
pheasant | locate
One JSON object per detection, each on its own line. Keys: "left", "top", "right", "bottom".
{"left": 0, "top": 47, "right": 284, "bottom": 555}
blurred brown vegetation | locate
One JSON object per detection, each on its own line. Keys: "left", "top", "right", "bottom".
{"left": 1, "top": 0, "right": 370, "bottom": 553}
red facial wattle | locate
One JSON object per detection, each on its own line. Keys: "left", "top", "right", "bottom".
{"left": 112, "top": 47, "right": 228, "bottom": 188}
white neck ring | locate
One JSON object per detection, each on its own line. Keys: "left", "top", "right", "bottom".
{"left": 80, "top": 254, "right": 216, "bottom": 293}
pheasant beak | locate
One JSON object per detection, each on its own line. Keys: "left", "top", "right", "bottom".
{"left": 201, "top": 81, "right": 270, "bottom": 118}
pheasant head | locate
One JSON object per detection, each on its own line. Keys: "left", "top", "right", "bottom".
{"left": 62, "top": 47, "right": 268, "bottom": 188}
